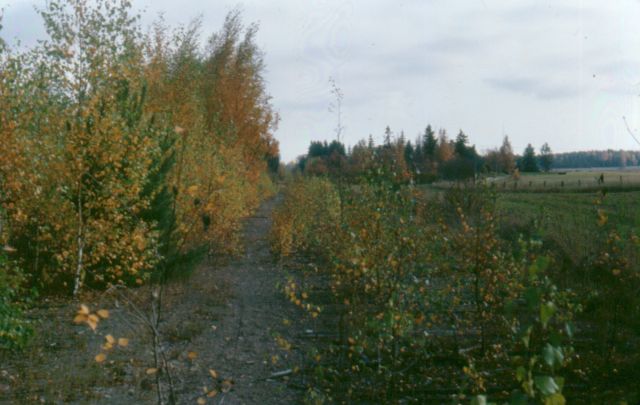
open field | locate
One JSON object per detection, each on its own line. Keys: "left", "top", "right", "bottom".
{"left": 495, "top": 190, "right": 640, "bottom": 271}
{"left": 487, "top": 168, "right": 640, "bottom": 191}
{"left": 424, "top": 179, "right": 640, "bottom": 233}
{"left": 497, "top": 190, "right": 640, "bottom": 229}
{"left": 431, "top": 167, "right": 640, "bottom": 192}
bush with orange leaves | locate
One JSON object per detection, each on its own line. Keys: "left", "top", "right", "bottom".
{"left": 0, "top": 1, "right": 279, "bottom": 296}
{"left": 270, "top": 177, "right": 340, "bottom": 258}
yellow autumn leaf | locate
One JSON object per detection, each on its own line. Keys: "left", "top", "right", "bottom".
{"left": 79, "top": 304, "right": 90, "bottom": 315}
{"left": 133, "top": 233, "right": 146, "bottom": 251}
{"left": 95, "top": 353, "right": 106, "bottom": 363}
{"left": 146, "top": 368, "right": 158, "bottom": 375}
{"left": 105, "top": 334, "right": 115, "bottom": 344}
{"left": 102, "top": 342, "right": 113, "bottom": 351}
{"left": 221, "top": 379, "right": 233, "bottom": 393}
{"left": 87, "top": 314, "right": 100, "bottom": 331}
{"left": 187, "top": 351, "right": 198, "bottom": 360}
{"left": 97, "top": 309, "right": 110, "bottom": 319}
{"left": 187, "top": 185, "right": 199, "bottom": 197}
{"left": 87, "top": 319, "right": 98, "bottom": 331}
{"left": 118, "top": 338, "right": 129, "bottom": 347}
{"left": 207, "top": 389, "right": 218, "bottom": 398}
{"left": 597, "top": 209, "right": 608, "bottom": 226}
{"left": 209, "top": 369, "right": 218, "bottom": 379}
{"left": 73, "top": 314, "right": 88, "bottom": 324}
{"left": 196, "top": 398, "right": 206, "bottom": 405}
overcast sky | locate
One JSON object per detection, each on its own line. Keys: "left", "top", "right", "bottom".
{"left": 2, "top": 0, "right": 640, "bottom": 162}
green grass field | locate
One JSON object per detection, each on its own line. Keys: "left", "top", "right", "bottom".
{"left": 424, "top": 171, "right": 640, "bottom": 264}
{"left": 495, "top": 189, "right": 640, "bottom": 266}
{"left": 493, "top": 168, "right": 640, "bottom": 230}
{"left": 497, "top": 190, "right": 639, "bottom": 224}
{"left": 486, "top": 168, "right": 640, "bottom": 191}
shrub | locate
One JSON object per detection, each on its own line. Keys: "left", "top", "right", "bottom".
{"left": 270, "top": 177, "right": 340, "bottom": 258}
{"left": 0, "top": 251, "right": 32, "bottom": 350}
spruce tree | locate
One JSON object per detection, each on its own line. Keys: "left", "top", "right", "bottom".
{"left": 423, "top": 125, "right": 437, "bottom": 158}
{"left": 140, "top": 125, "right": 205, "bottom": 283}
{"left": 521, "top": 144, "right": 539, "bottom": 172}
{"left": 454, "top": 130, "right": 470, "bottom": 159}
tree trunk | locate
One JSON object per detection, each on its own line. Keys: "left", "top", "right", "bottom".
{"left": 73, "top": 184, "right": 85, "bottom": 296}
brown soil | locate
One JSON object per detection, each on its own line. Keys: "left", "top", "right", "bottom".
{"left": 0, "top": 196, "right": 309, "bottom": 404}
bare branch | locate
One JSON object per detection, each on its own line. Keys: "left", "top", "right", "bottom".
{"left": 622, "top": 116, "right": 640, "bottom": 147}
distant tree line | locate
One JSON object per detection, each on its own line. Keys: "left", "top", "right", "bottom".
{"left": 552, "top": 150, "right": 640, "bottom": 169}
{"left": 294, "top": 125, "right": 563, "bottom": 182}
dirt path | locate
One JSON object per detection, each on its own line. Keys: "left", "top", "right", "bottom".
{"left": 161, "top": 195, "right": 305, "bottom": 404}
{"left": 1, "top": 196, "right": 307, "bottom": 404}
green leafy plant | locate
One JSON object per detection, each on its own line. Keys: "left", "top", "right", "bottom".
{"left": 506, "top": 256, "right": 576, "bottom": 404}
{"left": 0, "top": 251, "right": 33, "bottom": 350}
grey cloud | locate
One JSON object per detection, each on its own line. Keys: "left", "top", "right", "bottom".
{"left": 268, "top": 41, "right": 441, "bottom": 111}
{"left": 344, "top": 49, "right": 440, "bottom": 81}
{"left": 485, "top": 77, "right": 583, "bottom": 100}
